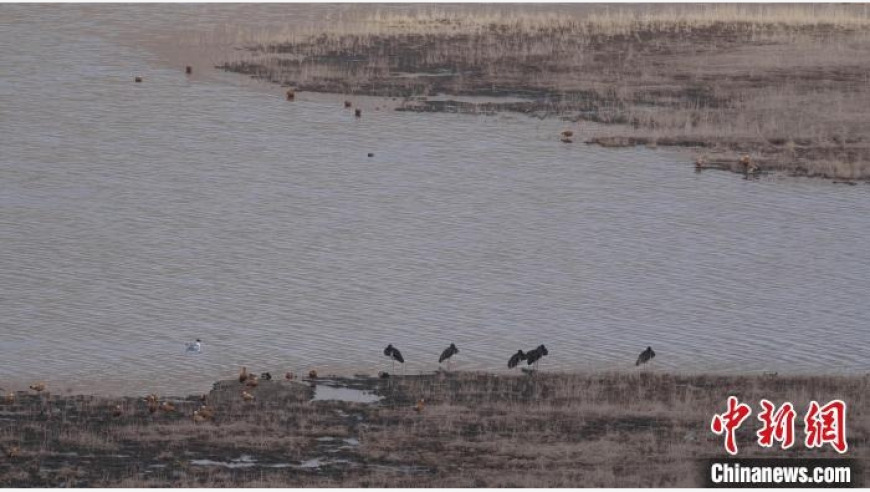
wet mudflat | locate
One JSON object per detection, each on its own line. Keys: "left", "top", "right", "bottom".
{"left": 0, "top": 372, "right": 867, "bottom": 487}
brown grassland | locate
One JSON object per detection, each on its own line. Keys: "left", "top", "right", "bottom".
{"left": 219, "top": 4, "right": 870, "bottom": 180}
{"left": 0, "top": 372, "right": 866, "bottom": 487}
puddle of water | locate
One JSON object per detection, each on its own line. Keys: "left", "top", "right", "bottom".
{"left": 190, "top": 459, "right": 256, "bottom": 469}
{"left": 297, "top": 457, "right": 353, "bottom": 469}
{"left": 297, "top": 458, "right": 324, "bottom": 469}
{"left": 190, "top": 454, "right": 257, "bottom": 469}
{"left": 312, "top": 385, "right": 381, "bottom": 404}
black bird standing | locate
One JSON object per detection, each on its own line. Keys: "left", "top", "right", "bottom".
{"left": 507, "top": 350, "right": 526, "bottom": 369}
{"left": 525, "top": 344, "right": 549, "bottom": 370}
{"left": 384, "top": 344, "right": 404, "bottom": 374}
{"left": 636, "top": 346, "right": 655, "bottom": 366}
{"left": 439, "top": 343, "right": 459, "bottom": 370}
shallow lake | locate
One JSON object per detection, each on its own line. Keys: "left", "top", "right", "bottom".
{"left": 2, "top": 5, "right": 869, "bottom": 396}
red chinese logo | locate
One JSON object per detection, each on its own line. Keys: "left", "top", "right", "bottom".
{"left": 805, "top": 399, "right": 848, "bottom": 453}
{"left": 711, "top": 396, "right": 753, "bottom": 455}
{"left": 756, "top": 399, "right": 796, "bottom": 449}
{"left": 711, "top": 398, "right": 848, "bottom": 455}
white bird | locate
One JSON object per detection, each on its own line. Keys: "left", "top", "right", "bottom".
{"left": 185, "top": 339, "right": 202, "bottom": 354}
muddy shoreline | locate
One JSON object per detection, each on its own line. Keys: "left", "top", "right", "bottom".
{"left": 2, "top": 371, "right": 866, "bottom": 487}
{"left": 219, "top": 9, "right": 870, "bottom": 181}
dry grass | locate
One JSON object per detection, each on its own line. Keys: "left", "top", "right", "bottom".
{"left": 218, "top": 4, "right": 870, "bottom": 179}
{"left": 0, "top": 372, "right": 866, "bottom": 486}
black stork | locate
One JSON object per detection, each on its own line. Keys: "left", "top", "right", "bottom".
{"left": 636, "top": 346, "right": 655, "bottom": 366}
{"left": 525, "top": 345, "right": 549, "bottom": 370}
{"left": 384, "top": 344, "right": 404, "bottom": 373}
{"left": 439, "top": 343, "right": 459, "bottom": 370}
{"left": 507, "top": 350, "right": 526, "bottom": 369}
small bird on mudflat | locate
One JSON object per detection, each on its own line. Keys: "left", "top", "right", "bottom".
{"left": 636, "top": 346, "right": 656, "bottom": 366}
{"left": 197, "top": 405, "right": 215, "bottom": 420}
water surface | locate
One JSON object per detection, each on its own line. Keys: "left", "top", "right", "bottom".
{"left": 2, "top": 5, "right": 869, "bottom": 396}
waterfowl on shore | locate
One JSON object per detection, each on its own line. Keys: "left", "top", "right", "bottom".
{"left": 185, "top": 339, "right": 202, "bottom": 354}
{"left": 197, "top": 405, "right": 215, "bottom": 420}
{"left": 29, "top": 382, "right": 46, "bottom": 393}
{"left": 739, "top": 154, "right": 759, "bottom": 174}
{"left": 193, "top": 411, "right": 207, "bottom": 423}
{"left": 286, "top": 89, "right": 295, "bottom": 101}
{"left": 695, "top": 155, "right": 708, "bottom": 169}
{"left": 144, "top": 393, "right": 159, "bottom": 404}
{"left": 160, "top": 401, "right": 176, "bottom": 413}
{"left": 508, "top": 350, "right": 526, "bottom": 369}
{"left": 245, "top": 374, "right": 259, "bottom": 387}
{"left": 384, "top": 344, "right": 404, "bottom": 374}
{"left": 378, "top": 371, "right": 390, "bottom": 379}
{"left": 284, "top": 371, "right": 296, "bottom": 381}
{"left": 112, "top": 405, "right": 123, "bottom": 418}
{"left": 344, "top": 100, "right": 352, "bottom": 108}
{"left": 147, "top": 401, "right": 159, "bottom": 414}
{"left": 635, "top": 346, "right": 655, "bottom": 366}
{"left": 239, "top": 367, "right": 248, "bottom": 383}
{"left": 242, "top": 390, "right": 255, "bottom": 402}
{"left": 561, "top": 130, "right": 574, "bottom": 138}
{"left": 6, "top": 446, "right": 19, "bottom": 459}
{"left": 525, "top": 345, "right": 549, "bottom": 368}
{"left": 4, "top": 392, "right": 14, "bottom": 404}
{"left": 308, "top": 370, "right": 318, "bottom": 379}
{"left": 354, "top": 108, "right": 362, "bottom": 118}
{"left": 414, "top": 398, "right": 425, "bottom": 413}
{"left": 260, "top": 372, "right": 272, "bottom": 381}
{"left": 185, "top": 65, "right": 192, "bottom": 75}
{"left": 384, "top": 344, "right": 404, "bottom": 363}
{"left": 439, "top": 343, "right": 459, "bottom": 370}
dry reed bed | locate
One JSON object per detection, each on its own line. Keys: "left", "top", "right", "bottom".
{"left": 220, "top": 5, "right": 870, "bottom": 179}
{"left": 0, "top": 371, "right": 867, "bottom": 486}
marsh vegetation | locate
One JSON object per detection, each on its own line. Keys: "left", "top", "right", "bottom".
{"left": 1, "top": 372, "right": 866, "bottom": 486}
{"left": 220, "top": 4, "right": 870, "bottom": 179}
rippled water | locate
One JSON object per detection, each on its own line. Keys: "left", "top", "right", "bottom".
{"left": 2, "top": 5, "right": 869, "bottom": 396}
